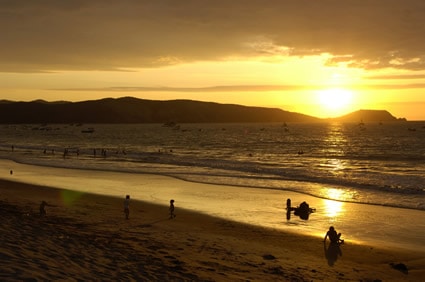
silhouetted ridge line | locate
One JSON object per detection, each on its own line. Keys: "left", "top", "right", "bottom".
{"left": 0, "top": 97, "right": 402, "bottom": 123}
{"left": 331, "top": 109, "right": 404, "bottom": 123}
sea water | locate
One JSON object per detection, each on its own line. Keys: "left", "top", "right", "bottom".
{"left": 1, "top": 122, "right": 424, "bottom": 210}
{"left": 1, "top": 122, "right": 424, "bottom": 252}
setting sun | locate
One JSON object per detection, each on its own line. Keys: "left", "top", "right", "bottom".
{"left": 318, "top": 89, "right": 353, "bottom": 110}
{"left": 315, "top": 88, "right": 354, "bottom": 117}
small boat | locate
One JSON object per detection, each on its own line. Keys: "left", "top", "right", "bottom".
{"left": 162, "top": 121, "right": 177, "bottom": 127}
{"left": 81, "top": 127, "right": 95, "bottom": 133}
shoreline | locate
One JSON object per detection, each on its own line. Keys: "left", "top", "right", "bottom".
{"left": 1, "top": 158, "right": 425, "bottom": 253}
{"left": 1, "top": 153, "right": 423, "bottom": 213}
{"left": 1, "top": 178, "right": 425, "bottom": 281}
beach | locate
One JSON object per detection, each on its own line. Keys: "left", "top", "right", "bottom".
{"left": 1, "top": 163, "right": 425, "bottom": 281}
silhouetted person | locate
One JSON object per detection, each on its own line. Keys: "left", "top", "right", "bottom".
{"left": 299, "top": 201, "right": 309, "bottom": 212}
{"left": 40, "top": 201, "right": 48, "bottom": 216}
{"left": 294, "top": 201, "right": 311, "bottom": 220}
{"left": 169, "top": 199, "right": 176, "bottom": 219}
{"left": 286, "top": 198, "right": 292, "bottom": 220}
{"left": 324, "top": 226, "right": 344, "bottom": 244}
{"left": 124, "top": 195, "right": 130, "bottom": 219}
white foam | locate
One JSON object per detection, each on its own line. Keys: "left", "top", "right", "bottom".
{"left": 1, "top": 159, "right": 424, "bottom": 253}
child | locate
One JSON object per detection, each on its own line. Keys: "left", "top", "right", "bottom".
{"left": 39, "top": 201, "right": 48, "bottom": 216}
{"left": 169, "top": 199, "right": 176, "bottom": 219}
{"left": 124, "top": 195, "right": 130, "bottom": 219}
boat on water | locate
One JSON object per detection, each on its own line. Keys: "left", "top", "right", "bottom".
{"left": 162, "top": 121, "right": 177, "bottom": 127}
{"left": 81, "top": 127, "right": 95, "bottom": 133}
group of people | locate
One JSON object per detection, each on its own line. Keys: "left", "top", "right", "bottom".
{"left": 286, "top": 199, "right": 315, "bottom": 220}
{"left": 123, "top": 195, "right": 176, "bottom": 220}
{"left": 40, "top": 195, "right": 343, "bottom": 245}
{"left": 286, "top": 199, "right": 344, "bottom": 244}
{"left": 38, "top": 195, "right": 177, "bottom": 220}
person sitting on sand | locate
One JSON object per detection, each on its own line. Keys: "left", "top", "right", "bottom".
{"left": 124, "top": 195, "right": 130, "bottom": 219}
{"left": 324, "top": 226, "right": 344, "bottom": 244}
{"left": 169, "top": 199, "right": 176, "bottom": 219}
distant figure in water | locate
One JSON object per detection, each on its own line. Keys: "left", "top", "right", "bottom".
{"left": 169, "top": 199, "right": 176, "bottom": 219}
{"left": 324, "top": 226, "right": 344, "bottom": 244}
{"left": 39, "top": 201, "right": 48, "bottom": 216}
{"left": 124, "top": 195, "right": 130, "bottom": 219}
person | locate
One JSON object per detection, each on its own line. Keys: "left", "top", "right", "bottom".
{"left": 324, "top": 226, "right": 344, "bottom": 244}
{"left": 286, "top": 198, "right": 292, "bottom": 220}
{"left": 293, "top": 201, "right": 312, "bottom": 220}
{"left": 124, "top": 195, "right": 130, "bottom": 219}
{"left": 169, "top": 199, "right": 176, "bottom": 219}
{"left": 39, "top": 201, "right": 48, "bottom": 216}
{"left": 299, "top": 201, "right": 309, "bottom": 213}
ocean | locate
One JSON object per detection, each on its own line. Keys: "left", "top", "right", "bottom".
{"left": 1, "top": 121, "right": 424, "bottom": 211}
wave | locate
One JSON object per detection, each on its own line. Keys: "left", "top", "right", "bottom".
{"left": 1, "top": 122, "right": 424, "bottom": 211}
{"left": 2, "top": 151, "right": 424, "bottom": 211}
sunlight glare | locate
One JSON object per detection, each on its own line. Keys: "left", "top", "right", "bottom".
{"left": 320, "top": 188, "right": 346, "bottom": 218}
{"left": 317, "top": 88, "right": 353, "bottom": 111}
{"left": 323, "top": 199, "right": 344, "bottom": 218}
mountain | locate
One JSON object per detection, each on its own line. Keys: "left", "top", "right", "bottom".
{"left": 331, "top": 109, "right": 404, "bottom": 123}
{"left": 0, "top": 97, "right": 320, "bottom": 124}
{"left": 0, "top": 97, "right": 404, "bottom": 124}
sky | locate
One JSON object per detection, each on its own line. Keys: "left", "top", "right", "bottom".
{"left": 1, "top": 0, "right": 425, "bottom": 120}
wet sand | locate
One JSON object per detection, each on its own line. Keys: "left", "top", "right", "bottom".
{"left": 1, "top": 178, "right": 424, "bottom": 281}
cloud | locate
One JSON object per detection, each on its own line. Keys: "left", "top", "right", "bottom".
{"left": 1, "top": 0, "right": 425, "bottom": 72}
{"left": 358, "top": 83, "right": 425, "bottom": 90}
{"left": 365, "top": 74, "right": 425, "bottom": 80}
{"left": 52, "top": 85, "right": 310, "bottom": 92}
{"left": 53, "top": 82, "right": 425, "bottom": 93}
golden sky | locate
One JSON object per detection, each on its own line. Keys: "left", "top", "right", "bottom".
{"left": 1, "top": 1, "right": 425, "bottom": 120}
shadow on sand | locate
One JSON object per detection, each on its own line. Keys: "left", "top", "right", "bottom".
{"left": 324, "top": 242, "right": 342, "bottom": 266}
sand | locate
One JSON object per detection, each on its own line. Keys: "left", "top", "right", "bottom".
{"left": 1, "top": 179, "right": 424, "bottom": 281}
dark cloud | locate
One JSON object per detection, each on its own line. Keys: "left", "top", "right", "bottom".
{"left": 1, "top": 0, "right": 425, "bottom": 72}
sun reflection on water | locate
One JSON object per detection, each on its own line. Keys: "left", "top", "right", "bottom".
{"left": 323, "top": 199, "right": 344, "bottom": 218}
{"left": 322, "top": 188, "right": 345, "bottom": 218}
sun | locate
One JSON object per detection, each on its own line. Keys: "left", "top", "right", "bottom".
{"left": 317, "top": 88, "right": 353, "bottom": 113}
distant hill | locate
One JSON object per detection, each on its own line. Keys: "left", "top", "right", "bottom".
{"left": 0, "top": 97, "right": 320, "bottom": 124}
{"left": 331, "top": 109, "right": 404, "bottom": 123}
{"left": 0, "top": 97, "right": 404, "bottom": 124}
